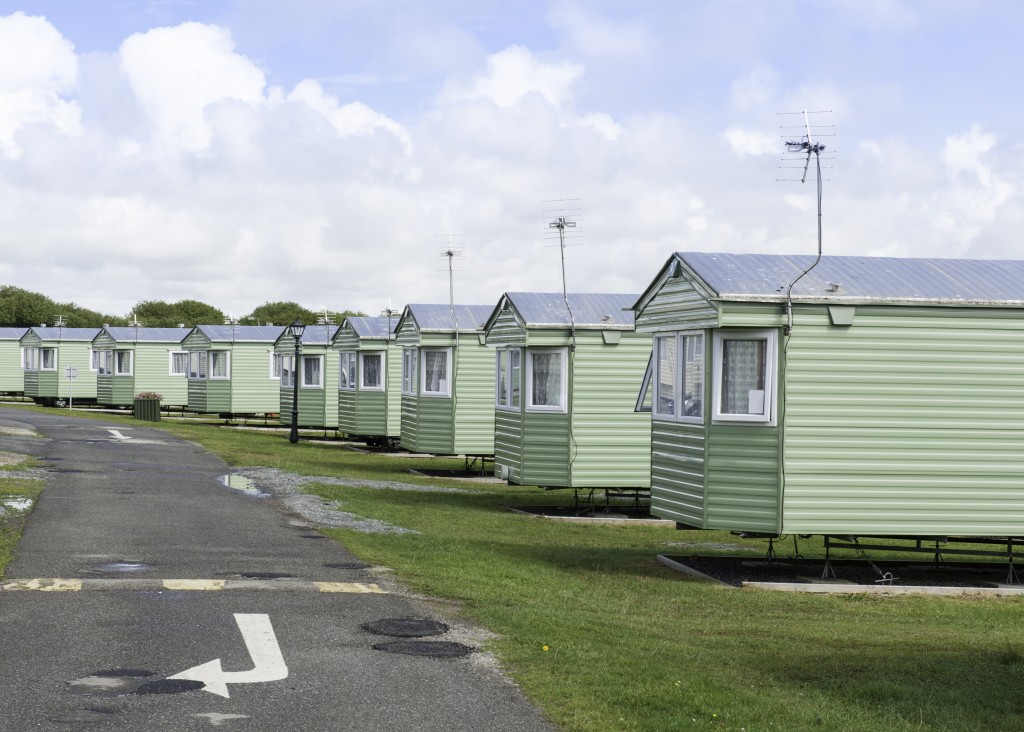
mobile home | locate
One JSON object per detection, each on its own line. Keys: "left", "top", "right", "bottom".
{"left": 334, "top": 315, "right": 402, "bottom": 447}
{"left": 20, "top": 327, "right": 101, "bottom": 405}
{"left": 484, "top": 292, "right": 651, "bottom": 488}
{"left": 396, "top": 304, "right": 495, "bottom": 456}
{"left": 92, "top": 327, "right": 192, "bottom": 408}
{"left": 275, "top": 323, "right": 341, "bottom": 429}
{"left": 0, "top": 328, "right": 27, "bottom": 394}
{"left": 181, "top": 325, "right": 284, "bottom": 416}
{"left": 632, "top": 252, "right": 1024, "bottom": 537}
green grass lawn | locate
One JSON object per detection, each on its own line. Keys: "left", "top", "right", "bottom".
{"left": 9, "top": 407, "right": 1024, "bottom": 730}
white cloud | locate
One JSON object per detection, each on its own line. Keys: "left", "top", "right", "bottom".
{"left": 287, "top": 79, "right": 412, "bottom": 155}
{"left": 724, "top": 126, "right": 778, "bottom": 158}
{"left": 119, "top": 22, "right": 267, "bottom": 153}
{"left": 442, "top": 45, "right": 583, "bottom": 108}
{"left": 0, "top": 12, "right": 80, "bottom": 159}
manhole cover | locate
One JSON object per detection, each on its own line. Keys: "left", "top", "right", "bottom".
{"left": 324, "top": 562, "right": 368, "bottom": 570}
{"left": 362, "top": 617, "right": 449, "bottom": 638}
{"left": 372, "top": 641, "right": 473, "bottom": 658}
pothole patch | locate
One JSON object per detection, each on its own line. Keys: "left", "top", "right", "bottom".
{"left": 362, "top": 617, "right": 449, "bottom": 638}
{"left": 46, "top": 706, "right": 118, "bottom": 724}
{"left": 134, "top": 679, "right": 205, "bottom": 695}
{"left": 372, "top": 640, "right": 474, "bottom": 658}
{"left": 67, "top": 670, "right": 155, "bottom": 696}
{"left": 323, "top": 562, "right": 368, "bottom": 570}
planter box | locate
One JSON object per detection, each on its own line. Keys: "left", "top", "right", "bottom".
{"left": 133, "top": 398, "right": 161, "bottom": 422}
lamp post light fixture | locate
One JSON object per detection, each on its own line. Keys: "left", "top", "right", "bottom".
{"left": 288, "top": 319, "right": 306, "bottom": 444}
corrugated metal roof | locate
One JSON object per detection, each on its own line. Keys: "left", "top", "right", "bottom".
{"left": 346, "top": 316, "right": 398, "bottom": 339}
{"left": 678, "top": 252, "right": 1024, "bottom": 305}
{"left": 102, "top": 327, "right": 192, "bottom": 342}
{"left": 27, "top": 327, "right": 101, "bottom": 341}
{"left": 405, "top": 304, "right": 493, "bottom": 332}
{"left": 0, "top": 328, "right": 27, "bottom": 340}
{"left": 195, "top": 325, "right": 285, "bottom": 342}
{"left": 504, "top": 292, "right": 637, "bottom": 328}
{"left": 299, "top": 324, "right": 340, "bottom": 345}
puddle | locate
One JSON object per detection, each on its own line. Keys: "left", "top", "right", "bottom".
{"left": 0, "top": 497, "right": 33, "bottom": 515}
{"left": 84, "top": 561, "right": 153, "bottom": 575}
{"left": 217, "top": 474, "right": 268, "bottom": 498}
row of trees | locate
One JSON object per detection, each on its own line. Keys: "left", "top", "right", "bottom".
{"left": 0, "top": 287, "right": 364, "bottom": 329}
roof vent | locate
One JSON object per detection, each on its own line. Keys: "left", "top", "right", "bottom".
{"left": 826, "top": 282, "right": 841, "bottom": 292}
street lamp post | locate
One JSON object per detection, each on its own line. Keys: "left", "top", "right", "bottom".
{"left": 288, "top": 319, "right": 305, "bottom": 444}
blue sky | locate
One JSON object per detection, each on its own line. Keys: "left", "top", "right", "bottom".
{"left": 0, "top": 1, "right": 1022, "bottom": 317}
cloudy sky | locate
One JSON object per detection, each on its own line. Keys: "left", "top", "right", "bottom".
{"left": 0, "top": 1, "right": 1022, "bottom": 319}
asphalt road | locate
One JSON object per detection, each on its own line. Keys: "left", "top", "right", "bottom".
{"left": 0, "top": 409, "right": 553, "bottom": 731}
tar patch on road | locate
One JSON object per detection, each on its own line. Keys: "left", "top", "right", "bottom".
{"left": 68, "top": 669, "right": 203, "bottom": 696}
{"left": 362, "top": 617, "right": 449, "bottom": 638}
{"left": 372, "top": 640, "right": 474, "bottom": 658}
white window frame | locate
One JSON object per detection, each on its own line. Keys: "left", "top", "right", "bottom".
{"left": 339, "top": 351, "right": 357, "bottom": 391}
{"left": 167, "top": 351, "right": 188, "bottom": 377}
{"left": 24, "top": 347, "right": 38, "bottom": 371}
{"left": 712, "top": 329, "right": 777, "bottom": 424}
{"left": 90, "top": 348, "right": 99, "bottom": 372}
{"left": 270, "top": 352, "right": 283, "bottom": 380}
{"left": 525, "top": 347, "right": 568, "bottom": 413}
{"left": 360, "top": 351, "right": 385, "bottom": 391}
{"left": 419, "top": 347, "right": 452, "bottom": 397}
{"left": 652, "top": 331, "right": 705, "bottom": 424}
{"left": 40, "top": 348, "right": 57, "bottom": 371}
{"left": 402, "top": 348, "right": 417, "bottom": 395}
{"left": 495, "top": 347, "right": 522, "bottom": 411}
{"left": 209, "top": 350, "right": 230, "bottom": 380}
{"left": 301, "top": 355, "right": 323, "bottom": 388}
{"left": 114, "top": 350, "right": 134, "bottom": 376}
{"left": 280, "top": 354, "right": 295, "bottom": 388}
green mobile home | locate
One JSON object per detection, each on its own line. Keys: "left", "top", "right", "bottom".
{"left": 274, "top": 323, "right": 340, "bottom": 429}
{"left": 92, "top": 327, "right": 192, "bottom": 408}
{"left": 334, "top": 315, "right": 402, "bottom": 447}
{"left": 20, "top": 327, "right": 101, "bottom": 405}
{"left": 396, "top": 304, "right": 495, "bottom": 456}
{"left": 484, "top": 292, "right": 651, "bottom": 488}
{"left": 181, "top": 325, "right": 285, "bottom": 416}
{"left": 632, "top": 251, "right": 1024, "bottom": 538}
{"left": 0, "top": 328, "right": 27, "bottom": 394}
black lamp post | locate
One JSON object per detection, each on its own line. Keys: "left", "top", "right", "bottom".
{"left": 288, "top": 319, "right": 305, "bottom": 443}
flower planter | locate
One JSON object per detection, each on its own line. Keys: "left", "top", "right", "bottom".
{"left": 133, "top": 398, "right": 161, "bottom": 422}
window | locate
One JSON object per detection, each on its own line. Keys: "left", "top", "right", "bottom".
{"left": 115, "top": 350, "right": 133, "bottom": 376}
{"left": 41, "top": 348, "right": 56, "bottom": 370}
{"left": 302, "top": 356, "right": 323, "bottom": 388}
{"left": 652, "top": 332, "right": 704, "bottom": 422}
{"left": 402, "top": 348, "right": 417, "bottom": 395}
{"left": 339, "top": 351, "right": 356, "bottom": 391}
{"left": 24, "top": 348, "right": 38, "bottom": 371}
{"left": 360, "top": 352, "right": 384, "bottom": 390}
{"left": 90, "top": 349, "right": 100, "bottom": 372}
{"left": 209, "top": 351, "right": 229, "bottom": 379}
{"left": 170, "top": 351, "right": 189, "bottom": 376}
{"left": 712, "top": 330, "right": 776, "bottom": 423}
{"left": 270, "top": 353, "right": 283, "bottom": 380}
{"left": 526, "top": 348, "right": 567, "bottom": 412}
{"left": 189, "top": 350, "right": 207, "bottom": 380}
{"left": 281, "top": 355, "right": 295, "bottom": 388}
{"left": 495, "top": 348, "right": 522, "bottom": 410}
{"left": 420, "top": 348, "right": 451, "bottom": 397}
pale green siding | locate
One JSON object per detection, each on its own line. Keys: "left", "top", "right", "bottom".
{"left": 635, "top": 273, "right": 719, "bottom": 333}
{"left": 650, "top": 421, "right": 706, "bottom": 526}
{"left": 333, "top": 323, "right": 402, "bottom": 440}
{"left": 706, "top": 425, "right": 780, "bottom": 532}
{"left": 0, "top": 338, "right": 24, "bottom": 393}
{"left": 402, "top": 394, "right": 455, "bottom": 453}
{"left": 451, "top": 340, "right": 496, "bottom": 455}
{"left": 183, "top": 328, "right": 279, "bottom": 415}
{"left": 568, "top": 334, "right": 651, "bottom": 488}
{"left": 484, "top": 308, "right": 524, "bottom": 346}
{"left": 494, "top": 409, "right": 524, "bottom": 481}
{"left": 20, "top": 334, "right": 98, "bottom": 402}
{"left": 521, "top": 411, "right": 570, "bottom": 485}
{"left": 782, "top": 305, "right": 1024, "bottom": 535}
{"left": 93, "top": 334, "right": 188, "bottom": 408}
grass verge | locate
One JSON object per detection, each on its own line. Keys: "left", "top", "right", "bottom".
{"left": 0, "top": 474, "right": 44, "bottom": 577}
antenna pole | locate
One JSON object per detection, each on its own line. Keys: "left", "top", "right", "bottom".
{"left": 548, "top": 216, "right": 578, "bottom": 350}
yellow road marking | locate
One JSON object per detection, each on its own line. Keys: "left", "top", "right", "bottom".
{"left": 1, "top": 578, "right": 82, "bottom": 591}
{"left": 314, "top": 582, "right": 384, "bottom": 594}
{"left": 163, "top": 579, "right": 226, "bottom": 591}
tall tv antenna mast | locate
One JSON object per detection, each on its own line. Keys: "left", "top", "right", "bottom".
{"left": 436, "top": 235, "right": 466, "bottom": 340}
{"left": 778, "top": 110, "right": 834, "bottom": 335}
{"left": 543, "top": 199, "right": 582, "bottom": 349}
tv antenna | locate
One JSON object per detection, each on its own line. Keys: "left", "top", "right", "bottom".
{"left": 380, "top": 299, "right": 400, "bottom": 341}
{"left": 436, "top": 235, "right": 466, "bottom": 339}
{"left": 778, "top": 110, "right": 834, "bottom": 335}
{"left": 543, "top": 199, "right": 582, "bottom": 349}
{"left": 316, "top": 309, "right": 335, "bottom": 325}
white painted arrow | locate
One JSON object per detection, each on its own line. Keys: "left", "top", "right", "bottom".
{"left": 107, "top": 429, "right": 131, "bottom": 440}
{"left": 168, "top": 613, "right": 288, "bottom": 698}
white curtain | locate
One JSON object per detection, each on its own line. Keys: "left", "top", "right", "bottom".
{"left": 424, "top": 351, "right": 447, "bottom": 392}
